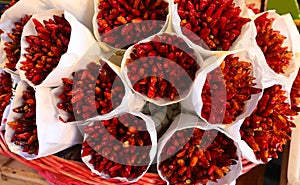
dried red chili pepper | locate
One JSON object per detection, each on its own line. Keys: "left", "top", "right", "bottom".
{"left": 57, "top": 61, "right": 125, "bottom": 122}
{"left": 255, "top": 12, "right": 293, "bottom": 74}
{"left": 4, "top": 14, "right": 31, "bottom": 71}
{"left": 97, "top": 0, "right": 168, "bottom": 49}
{"left": 2, "top": 0, "right": 19, "bottom": 13}
{"left": 126, "top": 33, "right": 200, "bottom": 101}
{"left": 291, "top": 69, "right": 300, "bottom": 112}
{"left": 201, "top": 54, "right": 261, "bottom": 124}
{"left": 7, "top": 86, "right": 38, "bottom": 155}
{"left": 19, "top": 14, "right": 71, "bottom": 85}
{"left": 240, "top": 85, "right": 297, "bottom": 163}
{"left": 0, "top": 71, "right": 12, "bottom": 121}
{"left": 175, "top": 0, "right": 250, "bottom": 51}
{"left": 158, "top": 128, "right": 238, "bottom": 185}
{"left": 246, "top": 4, "right": 260, "bottom": 14}
{"left": 82, "top": 113, "right": 152, "bottom": 180}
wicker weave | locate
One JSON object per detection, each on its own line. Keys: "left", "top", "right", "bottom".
{"left": 0, "top": 131, "right": 257, "bottom": 185}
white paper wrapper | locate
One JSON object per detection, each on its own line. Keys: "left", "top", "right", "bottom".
{"left": 5, "top": 81, "right": 82, "bottom": 160}
{"left": 171, "top": 0, "right": 253, "bottom": 58}
{"left": 51, "top": 43, "right": 140, "bottom": 124}
{"left": 38, "top": 0, "right": 94, "bottom": 30}
{"left": 0, "top": 0, "right": 94, "bottom": 75}
{"left": 16, "top": 9, "right": 96, "bottom": 88}
{"left": 157, "top": 113, "right": 242, "bottom": 185}
{"left": 92, "top": 0, "right": 171, "bottom": 51}
{"left": 121, "top": 32, "right": 204, "bottom": 106}
{"left": 183, "top": 50, "right": 263, "bottom": 129}
{"left": 0, "top": 104, "right": 11, "bottom": 132}
{"left": 250, "top": 11, "right": 300, "bottom": 92}
{"left": 0, "top": 0, "right": 94, "bottom": 30}
{"left": 81, "top": 111, "right": 157, "bottom": 183}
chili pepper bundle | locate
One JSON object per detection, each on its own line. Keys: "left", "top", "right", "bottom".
{"left": 19, "top": 14, "right": 71, "bottom": 85}
{"left": 255, "top": 12, "right": 293, "bottom": 74}
{"left": 3, "top": 14, "right": 31, "bottom": 71}
{"left": 291, "top": 69, "right": 300, "bottom": 112}
{"left": 123, "top": 33, "right": 202, "bottom": 105}
{"left": 5, "top": 80, "right": 83, "bottom": 159}
{"left": 201, "top": 54, "right": 261, "bottom": 125}
{"left": 56, "top": 59, "right": 125, "bottom": 122}
{"left": 240, "top": 85, "right": 297, "bottom": 163}
{"left": 157, "top": 114, "right": 242, "bottom": 185}
{"left": 13, "top": 9, "right": 97, "bottom": 88}
{"left": 81, "top": 112, "right": 156, "bottom": 182}
{"left": 0, "top": 71, "right": 12, "bottom": 122}
{"left": 6, "top": 83, "right": 38, "bottom": 155}
{"left": 95, "top": 0, "right": 169, "bottom": 49}
{"left": 174, "top": 0, "right": 250, "bottom": 51}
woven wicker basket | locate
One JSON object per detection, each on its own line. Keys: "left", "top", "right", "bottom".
{"left": 0, "top": 131, "right": 257, "bottom": 185}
